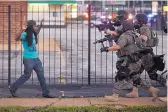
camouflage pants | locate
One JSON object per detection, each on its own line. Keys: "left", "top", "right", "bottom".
{"left": 141, "top": 53, "right": 154, "bottom": 71}
{"left": 147, "top": 67, "right": 167, "bottom": 85}
{"left": 135, "top": 52, "right": 167, "bottom": 85}
{"left": 114, "top": 57, "right": 151, "bottom": 94}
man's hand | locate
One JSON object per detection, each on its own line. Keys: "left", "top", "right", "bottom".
{"left": 108, "top": 45, "right": 121, "bottom": 51}
{"left": 104, "top": 29, "right": 112, "bottom": 35}
{"left": 100, "top": 47, "right": 109, "bottom": 52}
{"left": 22, "top": 24, "right": 26, "bottom": 30}
{"left": 140, "top": 35, "right": 147, "bottom": 41}
{"left": 40, "top": 19, "right": 44, "bottom": 26}
{"left": 105, "top": 29, "right": 118, "bottom": 36}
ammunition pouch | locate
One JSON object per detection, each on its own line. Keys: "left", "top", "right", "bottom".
{"left": 139, "top": 48, "right": 153, "bottom": 55}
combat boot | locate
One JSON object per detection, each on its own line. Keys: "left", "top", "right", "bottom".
{"left": 158, "top": 97, "right": 167, "bottom": 102}
{"left": 104, "top": 93, "right": 119, "bottom": 102}
{"left": 148, "top": 87, "right": 159, "bottom": 101}
{"left": 125, "top": 86, "right": 139, "bottom": 98}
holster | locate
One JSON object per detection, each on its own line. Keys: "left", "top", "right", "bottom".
{"left": 129, "top": 53, "right": 140, "bottom": 62}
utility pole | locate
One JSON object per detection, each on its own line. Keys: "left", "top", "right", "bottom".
{"left": 133, "top": 1, "right": 135, "bottom": 8}
{"left": 141, "top": 0, "right": 144, "bottom": 12}
{"left": 128, "top": 1, "right": 130, "bottom": 8}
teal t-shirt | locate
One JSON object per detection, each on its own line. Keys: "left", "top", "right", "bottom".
{"left": 21, "top": 32, "right": 38, "bottom": 59}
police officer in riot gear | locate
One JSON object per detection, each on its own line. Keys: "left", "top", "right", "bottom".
{"left": 126, "top": 13, "right": 167, "bottom": 98}
{"left": 101, "top": 20, "right": 159, "bottom": 102}
{"left": 117, "top": 10, "right": 129, "bottom": 20}
{"left": 107, "top": 9, "right": 139, "bottom": 83}
{"left": 106, "top": 10, "right": 129, "bottom": 49}
{"left": 108, "top": 10, "right": 129, "bottom": 38}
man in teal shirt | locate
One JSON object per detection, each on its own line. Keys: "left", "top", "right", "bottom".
{"left": 21, "top": 31, "right": 38, "bottom": 58}
{"left": 9, "top": 20, "right": 54, "bottom": 98}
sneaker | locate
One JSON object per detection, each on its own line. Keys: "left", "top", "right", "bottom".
{"left": 8, "top": 86, "right": 17, "bottom": 97}
{"left": 42, "top": 94, "right": 55, "bottom": 98}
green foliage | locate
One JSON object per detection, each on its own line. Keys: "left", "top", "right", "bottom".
{"left": 0, "top": 105, "right": 166, "bottom": 112}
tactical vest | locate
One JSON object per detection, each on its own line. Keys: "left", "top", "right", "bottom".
{"left": 116, "top": 31, "right": 139, "bottom": 57}
{"left": 141, "top": 25, "right": 159, "bottom": 47}
{"left": 126, "top": 31, "right": 146, "bottom": 49}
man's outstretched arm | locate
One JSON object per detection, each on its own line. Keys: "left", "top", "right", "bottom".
{"left": 36, "top": 19, "right": 44, "bottom": 35}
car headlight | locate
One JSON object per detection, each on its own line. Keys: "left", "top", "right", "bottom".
{"left": 128, "top": 14, "right": 133, "bottom": 20}
{"left": 101, "top": 16, "right": 105, "bottom": 19}
{"left": 148, "top": 14, "right": 154, "bottom": 18}
{"left": 108, "top": 15, "right": 112, "bottom": 19}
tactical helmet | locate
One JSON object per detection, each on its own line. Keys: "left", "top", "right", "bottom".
{"left": 122, "top": 20, "right": 134, "bottom": 31}
{"left": 117, "top": 10, "right": 129, "bottom": 20}
{"left": 135, "top": 13, "right": 148, "bottom": 24}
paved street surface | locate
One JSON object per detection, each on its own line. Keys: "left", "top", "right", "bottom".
{"left": 0, "top": 24, "right": 167, "bottom": 85}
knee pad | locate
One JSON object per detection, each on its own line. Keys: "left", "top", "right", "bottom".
{"left": 116, "top": 60, "right": 123, "bottom": 70}
{"left": 133, "top": 78, "right": 141, "bottom": 87}
{"left": 116, "top": 67, "right": 130, "bottom": 81}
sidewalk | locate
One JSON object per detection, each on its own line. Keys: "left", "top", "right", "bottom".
{"left": 0, "top": 97, "right": 167, "bottom": 107}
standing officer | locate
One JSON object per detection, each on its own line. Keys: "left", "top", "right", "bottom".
{"left": 126, "top": 13, "right": 167, "bottom": 98}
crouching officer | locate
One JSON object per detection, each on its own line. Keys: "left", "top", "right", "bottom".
{"left": 101, "top": 20, "right": 159, "bottom": 102}
{"left": 126, "top": 13, "right": 167, "bottom": 98}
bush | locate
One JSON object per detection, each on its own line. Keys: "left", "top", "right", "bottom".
{"left": 0, "top": 105, "right": 166, "bottom": 112}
